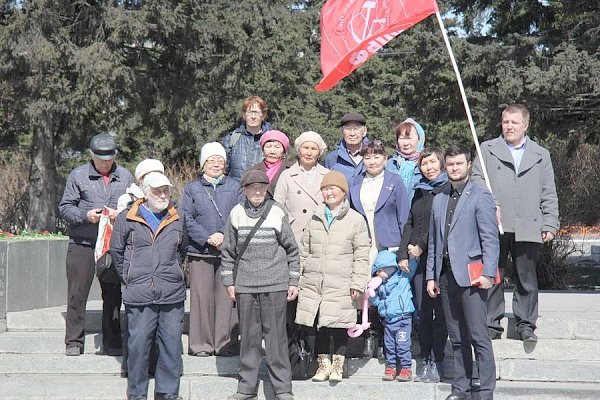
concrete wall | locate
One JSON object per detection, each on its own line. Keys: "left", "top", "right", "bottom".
{"left": 0, "top": 239, "right": 101, "bottom": 329}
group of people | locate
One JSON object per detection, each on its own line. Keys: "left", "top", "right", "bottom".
{"left": 59, "top": 96, "right": 558, "bottom": 400}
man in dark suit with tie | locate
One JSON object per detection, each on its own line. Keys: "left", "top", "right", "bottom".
{"left": 426, "top": 144, "right": 500, "bottom": 400}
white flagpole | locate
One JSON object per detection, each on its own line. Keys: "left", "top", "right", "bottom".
{"left": 434, "top": 11, "right": 504, "bottom": 234}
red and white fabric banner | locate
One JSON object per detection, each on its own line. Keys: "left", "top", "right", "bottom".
{"left": 315, "top": 0, "right": 439, "bottom": 91}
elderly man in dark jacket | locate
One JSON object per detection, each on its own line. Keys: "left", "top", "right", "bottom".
{"left": 111, "top": 172, "right": 186, "bottom": 400}
{"left": 59, "top": 133, "right": 133, "bottom": 357}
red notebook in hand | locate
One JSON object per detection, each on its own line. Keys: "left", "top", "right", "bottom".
{"left": 468, "top": 261, "right": 501, "bottom": 286}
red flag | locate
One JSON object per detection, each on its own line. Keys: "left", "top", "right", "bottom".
{"left": 315, "top": 0, "right": 439, "bottom": 91}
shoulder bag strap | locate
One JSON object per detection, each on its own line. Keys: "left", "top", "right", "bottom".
{"left": 201, "top": 184, "right": 224, "bottom": 219}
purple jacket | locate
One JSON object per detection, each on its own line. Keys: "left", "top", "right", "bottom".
{"left": 349, "top": 171, "right": 409, "bottom": 248}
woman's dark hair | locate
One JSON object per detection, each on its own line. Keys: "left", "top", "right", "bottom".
{"left": 418, "top": 147, "right": 445, "bottom": 169}
{"left": 360, "top": 139, "right": 387, "bottom": 157}
{"left": 444, "top": 144, "right": 472, "bottom": 162}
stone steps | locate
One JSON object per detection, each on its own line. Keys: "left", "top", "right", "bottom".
{"left": 0, "top": 352, "right": 599, "bottom": 384}
{"left": 8, "top": 301, "right": 600, "bottom": 342}
{"left": 0, "top": 331, "right": 189, "bottom": 355}
{"left": 0, "top": 375, "right": 598, "bottom": 400}
{"left": 2, "top": 292, "right": 600, "bottom": 398}
{"left": 1, "top": 331, "right": 599, "bottom": 362}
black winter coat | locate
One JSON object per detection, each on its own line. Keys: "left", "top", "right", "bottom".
{"left": 398, "top": 183, "right": 449, "bottom": 273}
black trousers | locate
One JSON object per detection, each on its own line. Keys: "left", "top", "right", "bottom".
{"left": 440, "top": 270, "right": 495, "bottom": 398}
{"left": 237, "top": 291, "right": 292, "bottom": 396}
{"left": 413, "top": 268, "right": 447, "bottom": 362}
{"left": 314, "top": 326, "right": 348, "bottom": 356}
{"left": 487, "top": 233, "right": 541, "bottom": 333}
{"left": 65, "top": 243, "right": 122, "bottom": 351}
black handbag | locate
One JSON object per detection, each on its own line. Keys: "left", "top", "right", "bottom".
{"left": 289, "top": 330, "right": 317, "bottom": 380}
{"left": 95, "top": 252, "right": 120, "bottom": 284}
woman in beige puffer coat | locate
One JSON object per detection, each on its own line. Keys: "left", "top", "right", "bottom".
{"left": 295, "top": 171, "right": 370, "bottom": 383}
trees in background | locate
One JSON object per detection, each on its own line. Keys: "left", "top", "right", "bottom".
{"left": 0, "top": 0, "right": 598, "bottom": 231}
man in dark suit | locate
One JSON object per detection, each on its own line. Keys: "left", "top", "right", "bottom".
{"left": 426, "top": 144, "right": 500, "bottom": 400}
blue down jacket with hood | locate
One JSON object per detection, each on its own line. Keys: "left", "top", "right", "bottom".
{"left": 370, "top": 250, "right": 417, "bottom": 324}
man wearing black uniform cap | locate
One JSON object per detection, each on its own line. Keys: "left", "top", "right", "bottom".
{"left": 59, "top": 133, "right": 133, "bottom": 357}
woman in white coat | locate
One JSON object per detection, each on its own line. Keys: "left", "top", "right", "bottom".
{"left": 274, "top": 131, "right": 329, "bottom": 245}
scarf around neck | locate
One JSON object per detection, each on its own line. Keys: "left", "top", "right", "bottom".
{"left": 264, "top": 159, "right": 284, "bottom": 182}
{"left": 414, "top": 172, "right": 449, "bottom": 192}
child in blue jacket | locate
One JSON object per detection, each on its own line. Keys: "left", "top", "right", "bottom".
{"left": 371, "top": 250, "right": 417, "bottom": 382}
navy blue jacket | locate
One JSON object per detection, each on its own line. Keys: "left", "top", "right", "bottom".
{"left": 349, "top": 171, "right": 409, "bottom": 248}
{"left": 59, "top": 161, "right": 133, "bottom": 245}
{"left": 222, "top": 121, "right": 272, "bottom": 179}
{"left": 110, "top": 200, "right": 186, "bottom": 306}
{"left": 181, "top": 175, "right": 244, "bottom": 256}
{"left": 323, "top": 139, "right": 366, "bottom": 183}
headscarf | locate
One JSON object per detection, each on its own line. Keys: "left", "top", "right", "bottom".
{"left": 389, "top": 118, "right": 426, "bottom": 190}
{"left": 395, "top": 118, "right": 425, "bottom": 161}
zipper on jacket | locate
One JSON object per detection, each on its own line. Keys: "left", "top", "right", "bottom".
{"left": 125, "top": 231, "right": 135, "bottom": 284}
{"left": 177, "top": 232, "right": 185, "bottom": 281}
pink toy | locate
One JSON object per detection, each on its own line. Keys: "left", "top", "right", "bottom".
{"left": 347, "top": 276, "right": 383, "bottom": 338}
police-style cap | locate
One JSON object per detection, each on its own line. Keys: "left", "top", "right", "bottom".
{"left": 90, "top": 133, "right": 118, "bottom": 160}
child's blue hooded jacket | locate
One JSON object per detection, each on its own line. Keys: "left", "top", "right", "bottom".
{"left": 370, "top": 250, "right": 417, "bottom": 323}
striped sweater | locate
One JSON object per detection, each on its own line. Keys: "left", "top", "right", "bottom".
{"left": 220, "top": 200, "right": 300, "bottom": 293}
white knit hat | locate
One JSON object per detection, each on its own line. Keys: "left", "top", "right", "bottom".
{"left": 200, "top": 142, "right": 227, "bottom": 167}
{"left": 134, "top": 159, "right": 165, "bottom": 182}
{"left": 294, "top": 131, "right": 327, "bottom": 156}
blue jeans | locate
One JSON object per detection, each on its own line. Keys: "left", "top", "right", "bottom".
{"left": 126, "top": 302, "right": 184, "bottom": 397}
{"left": 383, "top": 314, "right": 412, "bottom": 368}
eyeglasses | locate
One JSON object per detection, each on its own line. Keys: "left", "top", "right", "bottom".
{"left": 245, "top": 110, "right": 263, "bottom": 116}
{"left": 342, "top": 126, "right": 364, "bottom": 132}
{"left": 205, "top": 159, "right": 225, "bottom": 166}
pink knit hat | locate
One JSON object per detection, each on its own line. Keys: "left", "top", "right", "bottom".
{"left": 260, "top": 130, "right": 290, "bottom": 152}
